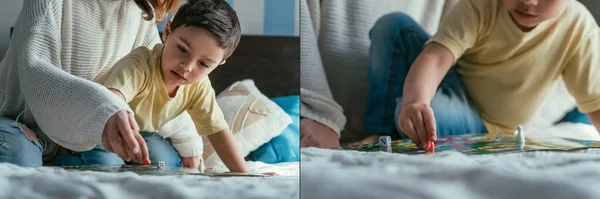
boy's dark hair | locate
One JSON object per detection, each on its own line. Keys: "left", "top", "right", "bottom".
{"left": 170, "top": 0, "right": 241, "bottom": 60}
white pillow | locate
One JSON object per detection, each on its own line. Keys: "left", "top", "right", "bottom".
{"left": 202, "top": 79, "right": 292, "bottom": 168}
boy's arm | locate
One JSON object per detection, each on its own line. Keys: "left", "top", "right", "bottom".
{"left": 206, "top": 128, "right": 249, "bottom": 173}
{"left": 401, "top": 42, "right": 456, "bottom": 107}
{"left": 399, "top": 42, "right": 455, "bottom": 148}
{"left": 108, "top": 89, "right": 126, "bottom": 101}
{"left": 562, "top": 29, "right": 600, "bottom": 132}
{"left": 187, "top": 79, "right": 247, "bottom": 172}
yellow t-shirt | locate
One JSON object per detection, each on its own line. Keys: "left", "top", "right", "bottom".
{"left": 428, "top": 0, "right": 600, "bottom": 134}
{"left": 94, "top": 44, "right": 229, "bottom": 136}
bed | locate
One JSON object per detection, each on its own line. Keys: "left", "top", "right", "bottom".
{"left": 0, "top": 35, "right": 300, "bottom": 199}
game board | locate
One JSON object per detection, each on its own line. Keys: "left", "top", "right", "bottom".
{"left": 57, "top": 165, "right": 270, "bottom": 177}
{"left": 342, "top": 134, "right": 600, "bottom": 155}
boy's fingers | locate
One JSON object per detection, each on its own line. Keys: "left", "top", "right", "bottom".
{"left": 412, "top": 113, "right": 429, "bottom": 149}
{"left": 117, "top": 111, "right": 140, "bottom": 156}
{"left": 422, "top": 108, "right": 437, "bottom": 141}
{"left": 403, "top": 119, "right": 420, "bottom": 147}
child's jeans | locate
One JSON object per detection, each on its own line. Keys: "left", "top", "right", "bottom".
{"left": 363, "top": 12, "right": 591, "bottom": 138}
{"left": 54, "top": 133, "right": 183, "bottom": 167}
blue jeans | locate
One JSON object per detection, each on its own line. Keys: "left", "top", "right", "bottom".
{"left": 0, "top": 117, "right": 44, "bottom": 167}
{"left": 54, "top": 133, "right": 182, "bottom": 167}
{"left": 363, "top": 12, "right": 590, "bottom": 138}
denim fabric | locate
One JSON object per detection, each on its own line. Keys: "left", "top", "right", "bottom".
{"left": 54, "top": 132, "right": 182, "bottom": 167}
{"left": 0, "top": 116, "right": 43, "bottom": 167}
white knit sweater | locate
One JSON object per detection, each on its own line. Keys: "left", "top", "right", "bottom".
{"left": 0, "top": 0, "right": 201, "bottom": 159}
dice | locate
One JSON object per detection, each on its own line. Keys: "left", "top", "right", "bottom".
{"left": 157, "top": 161, "right": 165, "bottom": 169}
{"left": 379, "top": 136, "right": 392, "bottom": 152}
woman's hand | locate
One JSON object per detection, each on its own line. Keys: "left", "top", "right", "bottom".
{"left": 300, "top": 119, "right": 340, "bottom": 149}
{"left": 102, "top": 110, "right": 150, "bottom": 164}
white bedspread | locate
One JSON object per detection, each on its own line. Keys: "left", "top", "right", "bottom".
{"left": 301, "top": 123, "right": 600, "bottom": 199}
{"left": 0, "top": 161, "right": 299, "bottom": 199}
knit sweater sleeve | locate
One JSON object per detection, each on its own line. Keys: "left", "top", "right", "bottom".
{"left": 15, "top": 0, "right": 131, "bottom": 151}
{"left": 300, "top": 0, "right": 347, "bottom": 135}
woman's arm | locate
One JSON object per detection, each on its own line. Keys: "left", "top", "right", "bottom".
{"left": 14, "top": 0, "right": 132, "bottom": 151}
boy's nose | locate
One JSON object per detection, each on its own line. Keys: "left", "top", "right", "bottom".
{"left": 180, "top": 61, "right": 194, "bottom": 72}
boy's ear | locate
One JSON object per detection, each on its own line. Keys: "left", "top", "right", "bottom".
{"left": 162, "top": 21, "right": 172, "bottom": 42}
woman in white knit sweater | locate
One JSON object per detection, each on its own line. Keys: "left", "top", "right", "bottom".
{"left": 0, "top": 0, "right": 188, "bottom": 166}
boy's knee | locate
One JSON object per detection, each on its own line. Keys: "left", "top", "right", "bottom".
{"left": 149, "top": 149, "right": 182, "bottom": 167}
{"left": 81, "top": 148, "right": 125, "bottom": 165}
{"left": 370, "top": 12, "right": 419, "bottom": 38}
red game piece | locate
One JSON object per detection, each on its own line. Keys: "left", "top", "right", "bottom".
{"left": 144, "top": 159, "right": 151, "bottom": 165}
{"left": 427, "top": 141, "right": 436, "bottom": 152}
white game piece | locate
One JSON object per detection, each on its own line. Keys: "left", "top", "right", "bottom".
{"left": 157, "top": 161, "right": 165, "bottom": 169}
{"left": 516, "top": 125, "right": 525, "bottom": 150}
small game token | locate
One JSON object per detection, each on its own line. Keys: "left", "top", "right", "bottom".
{"left": 379, "top": 136, "right": 392, "bottom": 152}
{"left": 157, "top": 161, "right": 165, "bottom": 169}
{"left": 426, "top": 141, "right": 435, "bottom": 153}
{"left": 199, "top": 158, "right": 206, "bottom": 173}
{"left": 143, "top": 159, "right": 151, "bottom": 165}
{"left": 516, "top": 125, "right": 525, "bottom": 150}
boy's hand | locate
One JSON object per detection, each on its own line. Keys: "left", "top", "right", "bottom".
{"left": 102, "top": 109, "right": 150, "bottom": 164}
{"left": 182, "top": 156, "right": 201, "bottom": 169}
{"left": 399, "top": 103, "right": 436, "bottom": 149}
{"left": 261, "top": 172, "right": 278, "bottom": 176}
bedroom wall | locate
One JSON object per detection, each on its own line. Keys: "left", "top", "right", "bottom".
{"left": 158, "top": 0, "right": 299, "bottom": 36}
{"left": 227, "top": 0, "right": 299, "bottom": 36}
{"left": 579, "top": 0, "right": 600, "bottom": 22}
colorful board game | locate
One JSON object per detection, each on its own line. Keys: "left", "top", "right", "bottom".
{"left": 57, "top": 164, "right": 270, "bottom": 177}
{"left": 342, "top": 134, "right": 600, "bottom": 155}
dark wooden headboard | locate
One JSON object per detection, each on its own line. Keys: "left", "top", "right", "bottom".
{"left": 208, "top": 35, "right": 300, "bottom": 98}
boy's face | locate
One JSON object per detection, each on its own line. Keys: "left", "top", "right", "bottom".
{"left": 503, "top": 0, "right": 569, "bottom": 31}
{"left": 161, "top": 22, "right": 226, "bottom": 87}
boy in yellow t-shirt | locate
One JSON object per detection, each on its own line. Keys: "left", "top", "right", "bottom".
{"left": 57, "top": 0, "right": 247, "bottom": 172}
{"left": 362, "top": 0, "right": 600, "bottom": 149}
